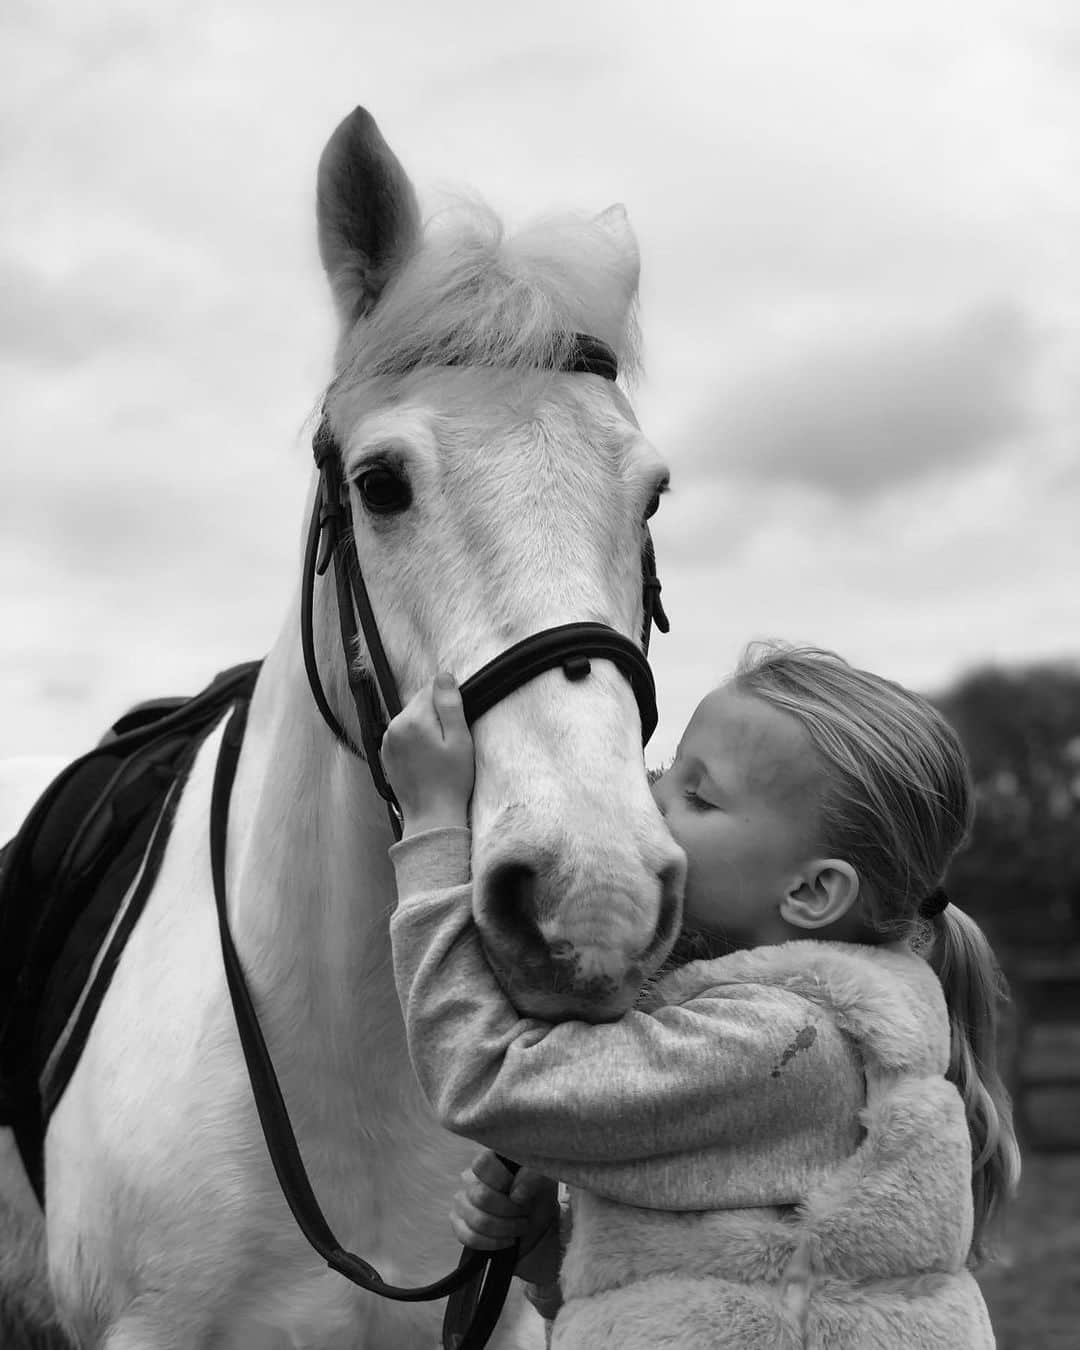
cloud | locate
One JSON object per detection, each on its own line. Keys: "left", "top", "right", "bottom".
{"left": 688, "top": 303, "right": 1042, "bottom": 498}
{"left": 0, "top": 257, "right": 156, "bottom": 365}
{"left": 1, "top": 0, "right": 1078, "bottom": 770}
{"left": 643, "top": 439, "right": 1080, "bottom": 765}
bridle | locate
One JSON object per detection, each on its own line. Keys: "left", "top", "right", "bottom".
{"left": 212, "top": 334, "right": 669, "bottom": 1349}
{"left": 299, "top": 332, "right": 668, "bottom": 834}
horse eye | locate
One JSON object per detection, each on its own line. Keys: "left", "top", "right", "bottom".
{"left": 356, "top": 466, "right": 411, "bottom": 515}
{"left": 644, "top": 477, "right": 669, "bottom": 521}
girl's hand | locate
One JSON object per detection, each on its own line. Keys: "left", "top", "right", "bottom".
{"left": 381, "top": 674, "right": 475, "bottom": 837}
{"left": 450, "top": 1151, "right": 562, "bottom": 1287}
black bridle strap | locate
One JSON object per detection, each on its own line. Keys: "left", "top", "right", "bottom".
{"left": 303, "top": 430, "right": 402, "bottom": 815}
{"left": 311, "top": 435, "right": 402, "bottom": 726}
{"left": 329, "top": 530, "right": 400, "bottom": 807}
{"left": 640, "top": 528, "right": 668, "bottom": 656}
{"left": 303, "top": 475, "right": 664, "bottom": 760}
{"left": 210, "top": 698, "right": 516, "bottom": 1339}
{"left": 459, "top": 622, "right": 657, "bottom": 745}
{"left": 300, "top": 473, "right": 353, "bottom": 752}
{"left": 313, "top": 419, "right": 403, "bottom": 729}
{"left": 301, "top": 332, "right": 643, "bottom": 759}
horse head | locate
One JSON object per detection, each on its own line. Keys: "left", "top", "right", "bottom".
{"left": 313, "top": 108, "right": 686, "bottom": 1022}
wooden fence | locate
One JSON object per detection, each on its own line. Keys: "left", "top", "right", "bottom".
{"left": 1011, "top": 961, "right": 1080, "bottom": 1152}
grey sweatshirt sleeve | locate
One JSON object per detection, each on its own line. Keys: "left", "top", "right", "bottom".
{"left": 389, "top": 829, "right": 864, "bottom": 1210}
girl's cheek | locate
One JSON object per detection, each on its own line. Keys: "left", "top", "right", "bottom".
{"left": 667, "top": 810, "right": 692, "bottom": 847}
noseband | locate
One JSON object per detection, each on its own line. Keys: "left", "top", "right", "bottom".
{"left": 300, "top": 333, "right": 669, "bottom": 830}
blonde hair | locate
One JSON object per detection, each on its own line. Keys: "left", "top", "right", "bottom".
{"left": 734, "top": 642, "right": 1020, "bottom": 1262}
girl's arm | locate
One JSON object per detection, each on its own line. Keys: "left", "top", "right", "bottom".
{"left": 389, "top": 827, "right": 861, "bottom": 1208}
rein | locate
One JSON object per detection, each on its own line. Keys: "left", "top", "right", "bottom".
{"left": 211, "top": 701, "right": 513, "bottom": 1349}
{"left": 216, "top": 334, "right": 668, "bottom": 1349}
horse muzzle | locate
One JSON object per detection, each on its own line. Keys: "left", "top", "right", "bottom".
{"left": 473, "top": 835, "right": 686, "bottom": 1022}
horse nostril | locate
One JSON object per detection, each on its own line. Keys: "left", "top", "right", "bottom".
{"left": 651, "top": 862, "right": 684, "bottom": 956}
{"left": 485, "top": 862, "right": 539, "bottom": 929}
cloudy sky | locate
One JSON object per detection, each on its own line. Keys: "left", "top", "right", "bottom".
{"left": 3, "top": 0, "right": 1078, "bottom": 766}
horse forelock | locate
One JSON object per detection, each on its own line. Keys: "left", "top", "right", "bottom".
{"left": 331, "top": 199, "right": 642, "bottom": 392}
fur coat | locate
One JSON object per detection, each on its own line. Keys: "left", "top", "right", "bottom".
{"left": 390, "top": 829, "right": 994, "bottom": 1349}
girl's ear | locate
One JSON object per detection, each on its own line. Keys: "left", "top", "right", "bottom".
{"left": 780, "top": 860, "right": 860, "bottom": 930}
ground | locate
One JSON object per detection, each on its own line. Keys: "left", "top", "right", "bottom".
{"left": 976, "top": 1153, "right": 1080, "bottom": 1350}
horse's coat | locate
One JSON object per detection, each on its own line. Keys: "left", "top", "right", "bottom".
{"left": 0, "top": 107, "right": 682, "bottom": 1348}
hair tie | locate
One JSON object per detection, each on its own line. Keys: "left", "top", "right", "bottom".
{"left": 919, "top": 886, "right": 949, "bottom": 919}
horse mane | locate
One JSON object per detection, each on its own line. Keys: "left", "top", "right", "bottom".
{"left": 337, "top": 199, "right": 642, "bottom": 387}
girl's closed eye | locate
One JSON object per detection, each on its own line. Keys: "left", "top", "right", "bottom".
{"left": 683, "top": 788, "right": 717, "bottom": 812}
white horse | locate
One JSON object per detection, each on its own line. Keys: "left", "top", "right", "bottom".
{"left": 0, "top": 107, "right": 684, "bottom": 1349}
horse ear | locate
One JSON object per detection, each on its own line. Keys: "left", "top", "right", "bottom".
{"left": 593, "top": 203, "right": 641, "bottom": 294}
{"left": 316, "top": 107, "right": 421, "bottom": 326}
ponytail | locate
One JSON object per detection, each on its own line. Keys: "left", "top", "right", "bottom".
{"left": 926, "top": 904, "right": 1021, "bottom": 1262}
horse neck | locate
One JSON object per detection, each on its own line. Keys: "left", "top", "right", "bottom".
{"left": 223, "top": 601, "right": 403, "bottom": 1069}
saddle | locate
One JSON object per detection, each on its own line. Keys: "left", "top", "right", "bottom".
{"left": 0, "top": 661, "right": 261, "bottom": 1201}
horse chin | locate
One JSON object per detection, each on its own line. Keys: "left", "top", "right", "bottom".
{"left": 469, "top": 761, "right": 687, "bottom": 1024}
{"left": 476, "top": 907, "right": 677, "bottom": 1024}
{"left": 506, "top": 991, "right": 630, "bottom": 1025}
{"left": 483, "top": 945, "right": 642, "bottom": 1024}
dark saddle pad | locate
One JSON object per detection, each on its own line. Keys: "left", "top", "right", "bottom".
{"left": 0, "top": 660, "right": 261, "bottom": 1201}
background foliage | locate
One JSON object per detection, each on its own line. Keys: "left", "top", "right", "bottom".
{"left": 937, "top": 663, "right": 1080, "bottom": 960}
{"left": 935, "top": 661, "right": 1080, "bottom": 1348}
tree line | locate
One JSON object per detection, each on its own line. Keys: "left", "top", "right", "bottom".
{"left": 935, "top": 662, "right": 1080, "bottom": 966}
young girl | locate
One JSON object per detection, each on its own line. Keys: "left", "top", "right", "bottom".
{"left": 382, "top": 643, "right": 1020, "bottom": 1349}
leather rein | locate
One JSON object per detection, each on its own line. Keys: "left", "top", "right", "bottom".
{"left": 210, "top": 335, "right": 668, "bottom": 1349}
